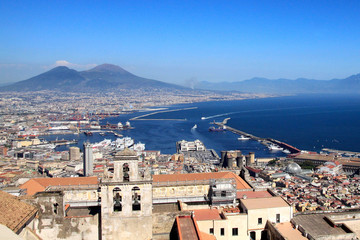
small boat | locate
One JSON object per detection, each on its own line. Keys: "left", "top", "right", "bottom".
{"left": 192, "top": 124, "right": 197, "bottom": 129}
{"left": 201, "top": 117, "right": 206, "bottom": 120}
{"left": 99, "top": 132, "right": 106, "bottom": 136}
{"left": 283, "top": 149, "right": 291, "bottom": 154}
{"left": 268, "top": 144, "right": 283, "bottom": 151}
{"left": 84, "top": 131, "right": 93, "bottom": 136}
{"left": 238, "top": 135, "right": 250, "bottom": 140}
{"left": 209, "top": 126, "right": 225, "bottom": 132}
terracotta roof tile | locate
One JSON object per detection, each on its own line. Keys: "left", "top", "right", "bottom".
{"left": 200, "top": 231, "right": 216, "bottom": 240}
{"left": 153, "top": 172, "right": 251, "bottom": 190}
{"left": 0, "top": 191, "right": 37, "bottom": 233}
{"left": 193, "top": 209, "right": 222, "bottom": 221}
{"left": 20, "top": 176, "right": 98, "bottom": 195}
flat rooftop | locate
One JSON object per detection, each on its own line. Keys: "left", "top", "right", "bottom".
{"left": 275, "top": 222, "right": 307, "bottom": 240}
{"left": 193, "top": 209, "right": 222, "bottom": 221}
{"left": 241, "top": 197, "right": 289, "bottom": 210}
{"left": 237, "top": 190, "right": 272, "bottom": 199}
{"left": 292, "top": 214, "right": 354, "bottom": 238}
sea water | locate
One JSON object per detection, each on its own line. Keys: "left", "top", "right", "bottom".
{"left": 46, "top": 94, "right": 360, "bottom": 157}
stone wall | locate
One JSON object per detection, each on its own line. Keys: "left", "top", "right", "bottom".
{"left": 27, "top": 192, "right": 99, "bottom": 240}
{"left": 152, "top": 211, "right": 192, "bottom": 240}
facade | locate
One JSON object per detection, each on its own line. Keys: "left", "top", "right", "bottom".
{"left": 194, "top": 209, "right": 248, "bottom": 240}
{"left": 69, "top": 146, "right": 80, "bottom": 161}
{"left": 239, "top": 197, "right": 293, "bottom": 240}
{"left": 100, "top": 148, "right": 153, "bottom": 240}
{"left": 176, "top": 139, "right": 206, "bottom": 152}
{"left": 152, "top": 171, "right": 251, "bottom": 205}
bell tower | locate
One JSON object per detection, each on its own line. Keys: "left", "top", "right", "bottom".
{"left": 101, "top": 148, "right": 152, "bottom": 240}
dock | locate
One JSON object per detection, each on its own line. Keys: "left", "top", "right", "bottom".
{"left": 214, "top": 120, "right": 301, "bottom": 154}
{"left": 322, "top": 148, "right": 360, "bottom": 157}
{"left": 49, "top": 139, "right": 78, "bottom": 146}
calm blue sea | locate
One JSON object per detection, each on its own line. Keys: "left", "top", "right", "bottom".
{"left": 46, "top": 94, "right": 360, "bottom": 157}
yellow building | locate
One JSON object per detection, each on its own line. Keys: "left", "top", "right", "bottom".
{"left": 240, "top": 197, "right": 293, "bottom": 240}
{"left": 194, "top": 209, "right": 248, "bottom": 239}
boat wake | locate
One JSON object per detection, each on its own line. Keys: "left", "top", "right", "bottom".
{"left": 201, "top": 112, "right": 237, "bottom": 120}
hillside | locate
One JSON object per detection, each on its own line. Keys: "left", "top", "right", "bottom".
{"left": 1, "top": 64, "right": 185, "bottom": 92}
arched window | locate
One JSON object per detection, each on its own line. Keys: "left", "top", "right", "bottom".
{"left": 123, "top": 163, "right": 129, "bottom": 182}
{"left": 113, "top": 187, "right": 122, "bottom": 212}
{"left": 132, "top": 186, "right": 141, "bottom": 211}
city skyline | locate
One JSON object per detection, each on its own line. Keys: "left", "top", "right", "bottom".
{"left": 1, "top": 0, "right": 360, "bottom": 84}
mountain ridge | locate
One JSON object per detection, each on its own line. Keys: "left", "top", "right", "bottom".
{"left": 1, "top": 64, "right": 186, "bottom": 92}
{"left": 194, "top": 73, "right": 360, "bottom": 94}
{"left": 2, "top": 63, "right": 360, "bottom": 94}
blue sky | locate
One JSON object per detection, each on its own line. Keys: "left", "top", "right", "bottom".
{"left": 1, "top": 0, "right": 360, "bottom": 84}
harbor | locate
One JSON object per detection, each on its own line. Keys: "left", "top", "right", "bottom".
{"left": 213, "top": 119, "right": 301, "bottom": 154}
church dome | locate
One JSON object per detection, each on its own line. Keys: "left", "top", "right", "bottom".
{"left": 285, "top": 162, "right": 302, "bottom": 174}
{"left": 115, "top": 147, "right": 136, "bottom": 156}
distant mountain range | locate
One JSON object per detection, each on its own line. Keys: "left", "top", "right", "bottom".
{"left": 194, "top": 74, "right": 360, "bottom": 94}
{"left": 1, "top": 63, "right": 360, "bottom": 94}
{"left": 0, "top": 64, "right": 186, "bottom": 92}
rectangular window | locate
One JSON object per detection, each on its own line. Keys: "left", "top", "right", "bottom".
{"left": 258, "top": 217, "right": 262, "bottom": 225}
{"left": 232, "top": 228, "right": 238, "bottom": 236}
{"left": 220, "top": 228, "right": 225, "bottom": 236}
{"left": 276, "top": 214, "right": 280, "bottom": 223}
{"left": 209, "top": 228, "right": 214, "bottom": 234}
{"left": 221, "top": 191, "right": 226, "bottom": 197}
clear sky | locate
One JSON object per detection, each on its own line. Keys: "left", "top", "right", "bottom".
{"left": 1, "top": 0, "right": 360, "bottom": 85}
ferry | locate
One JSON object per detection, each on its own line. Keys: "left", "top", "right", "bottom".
{"left": 238, "top": 135, "right": 250, "bottom": 140}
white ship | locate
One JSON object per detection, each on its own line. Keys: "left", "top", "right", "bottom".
{"left": 50, "top": 126, "right": 69, "bottom": 131}
{"left": 92, "top": 139, "right": 112, "bottom": 149}
{"left": 131, "top": 142, "right": 145, "bottom": 152}
{"left": 201, "top": 117, "right": 206, "bottom": 120}
{"left": 238, "top": 135, "right": 250, "bottom": 140}
{"left": 283, "top": 149, "right": 291, "bottom": 154}
{"left": 192, "top": 124, "right": 197, "bottom": 129}
{"left": 268, "top": 144, "right": 283, "bottom": 151}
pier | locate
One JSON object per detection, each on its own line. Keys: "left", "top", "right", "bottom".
{"left": 130, "top": 107, "right": 197, "bottom": 121}
{"left": 49, "top": 139, "right": 78, "bottom": 146}
{"left": 214, "top": 120, "right": 301, "bottom": 154}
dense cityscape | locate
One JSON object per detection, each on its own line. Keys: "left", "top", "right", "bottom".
{"left": 2, "top": 1, "right": 360, "bottom": 240}
{"left": 0, "top": 87, "right": 360, "bottom": 240}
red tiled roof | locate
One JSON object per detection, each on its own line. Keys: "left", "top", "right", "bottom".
{"left": 193, "top": 209, "right": 222, "bottom": 221}
{"left": 0, "top": 191, "right": 37, "bottom": 233}
{"left": 153, "top": 172, "right": 251, "bottom": 190}
{"left": 20, "top": 176, "right": 98, "bottom": 195}
{"left": 200, "top": 231, "right": 216, "bottom": 240}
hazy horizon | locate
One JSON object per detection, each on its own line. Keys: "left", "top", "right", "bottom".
{"left": 1, "top": 1, "right": 360, "bottom": 85}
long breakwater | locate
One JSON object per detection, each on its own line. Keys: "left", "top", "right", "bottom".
{"left": 130, "top": 107, "right": 197, "bottom": 121}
